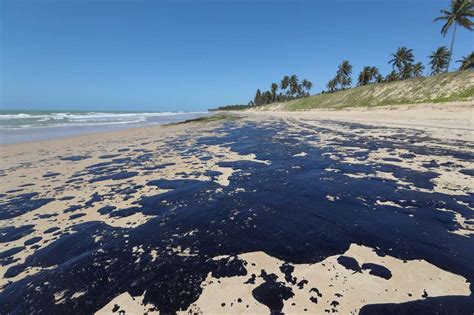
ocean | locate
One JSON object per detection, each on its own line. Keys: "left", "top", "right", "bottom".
{"left": 0, "top": 110, "right": 209, "bottom": 144}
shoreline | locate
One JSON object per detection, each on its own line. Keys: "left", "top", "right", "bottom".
{"left": 0, "top": 112, "right": 210, "bottom": 146}
{"left": 2, "top": 101, "right": 472, "bottom": 152}
{"left": 0, "top": 116, "right": 222, "bottom": 154}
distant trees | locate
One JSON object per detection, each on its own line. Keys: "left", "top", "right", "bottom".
{"left": 326, "top": 60, "right": 353, "bottom": 92}
{"left": 389, "top": 47, "right": 415, "bottom": 72}
{"left": 324, "top": 40, "right": 466, "bottom": 93}
{"left": 213, "top": 104, "right": 251, "bottom": 111}
{"left": 336, "top": 61, "right": 353, "bottom": 89}
{"left": 429, "top": 46, "right": 451, "bottom": 75}
{"left": 385, "top": 70, "right": 399, "bottom": 82}
{"left": 302, "top": 79, "right": 313, "bottom": 96}
{"left": 386, "top": 47, "right": 427, "bottom": 80}
{"left": 400, "top": 63, "right": 414, "bottom": 80}
{"left": 252, "top": 74, "right": 313, "bottom": 106}
{"left": 434, "top": 0, "right": 473, "bottom": 72}
{"left": 357, "top": 66, "right": 381, "bottom": 86}
{"left": 326, "top": 78, "right": 337, "bottom": 92}
{"left": 457, "top": 52, "right": 474, "bottom": 70}
{"left": 271, "top": 83, "right": 278, "bottom": 102}
{"left": 412, "top": 62, "right": 425, "bottom": 77}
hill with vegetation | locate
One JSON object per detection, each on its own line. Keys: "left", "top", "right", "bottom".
{"left": 212, "top": 1, "right": 473, "bottom": 112}
{"left": 248, "top": 70, "right": 473, "bottom": 111}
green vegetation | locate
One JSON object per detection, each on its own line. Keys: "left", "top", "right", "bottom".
{"left": 215, "top": 74, "right": 313, "bottom": 110}
{"left": 250, "top": 74, "right": 314, "bottom": 107}
{"left": 264, "top": 71, "right": 474, "bottom": 111}
{"left": 357, "top": 66, "right": 382, "bottom": 86}
{"left": 212, "top": 104, "right": 250, "bottom": 111}
{"left": 457, "top": 52, "right": 474, "bottom": 70}
{"left": 429, "top": 46, "right": 451, "bottom": 75}
{"left": 329, "top": 61, "right": 353, "bottom": 90}
{"left": 169, "top": 114, "right": 240, "bottom": 124}
{"left": 213, "top": 0, "right": 473, "bottom": 111}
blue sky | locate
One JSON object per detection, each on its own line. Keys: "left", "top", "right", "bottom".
{"left": 1, "top": 0, "right": 472, "bottom": 111}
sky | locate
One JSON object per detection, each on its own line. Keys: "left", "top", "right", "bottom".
{"left": 0, "top": 0, "right": 472, "bottom": 112}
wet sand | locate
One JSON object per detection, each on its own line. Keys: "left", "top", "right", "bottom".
{"left": 1, "top": 103, "right": 473, "bottom": 314}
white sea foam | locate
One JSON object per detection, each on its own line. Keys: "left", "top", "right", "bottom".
{"left": 0, "top": 111, "right": 207, "bottom": 130}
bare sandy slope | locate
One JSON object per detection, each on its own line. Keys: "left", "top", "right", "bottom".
{"left": 245, "top": 101, "right": 474, "bottom": 141}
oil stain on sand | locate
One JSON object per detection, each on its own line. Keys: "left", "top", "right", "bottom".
{"left": 0, "top": 117, "right": 473, "bottom": 314}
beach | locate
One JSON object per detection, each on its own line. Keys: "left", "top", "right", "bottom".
{"left": 1, "top": 102, "right": 473, "bottom": 314}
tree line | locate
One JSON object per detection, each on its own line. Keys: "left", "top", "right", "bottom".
{"left": 216, "top": 0, "right": 472, "bottom": 110}
{"left": 250, "top": 75, "right": 313, "bottom": 106}
{"left": 325, "top": 0, "right": 472, "bottom": 92}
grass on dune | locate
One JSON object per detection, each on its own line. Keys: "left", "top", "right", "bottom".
{"left": 265, "top": 71, "right": 474, "bottom": 111}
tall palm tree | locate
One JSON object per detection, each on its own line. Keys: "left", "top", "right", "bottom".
{"left": 412, "top": 62, "right": 425, "bottom": 77}
{"left": 389, "top": 47, "right": 415, "bottom": 72}
{"left": 327, "top": 78, "right": 338, "bottom": 92}
{"left": 336, "top": 60, "right": 353, "bottom": 89}
{"left": 434, "top": 0, "right": 473, "bottom": 72}
{"left": 456, "top": 52, "right": 474, "bottom": 70}
{"left": 429, "top": 46, "right": 451, "bottom": 75}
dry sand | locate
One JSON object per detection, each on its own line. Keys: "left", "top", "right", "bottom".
{"left": 246, "top": 101, "right": 474, "bottom": 141}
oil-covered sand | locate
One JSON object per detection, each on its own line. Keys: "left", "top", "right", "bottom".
{"left": 1, "top": 103, "right": 473, "bottom": 314}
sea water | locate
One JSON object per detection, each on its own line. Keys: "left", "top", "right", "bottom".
{"left": 0, "top": 110, "right": 209, "bottom": 144}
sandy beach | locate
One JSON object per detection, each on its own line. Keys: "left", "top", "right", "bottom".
{"left": 1, "top": 102, "right": 473, "bottom": 314}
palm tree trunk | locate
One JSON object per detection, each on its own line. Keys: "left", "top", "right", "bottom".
{"left": 447, "top": 22, "right": 457, "bottom": 72}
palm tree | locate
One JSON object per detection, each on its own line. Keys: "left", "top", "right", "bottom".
{"left": 357, "top": 67, "right": 371, "bottom": 86}
{"left": 327, "top": 78, "right": 338, "bottom": 92}
{"left": 368, "top": 67, "right": 380, "bottom": 82}
{"left": 336, "top": 60, "right": 353, "bottom": 89}
{"left": 280, "top": 76, "right": 291, "bottom": 100}
{"left": 400, "top": 63, "right": 413, "bottom": 80}
{"left": 385, "top": 70, "right": 399, "bottom": 82}
{"left": 301, "top": 79, "right": 313, "bottom": 96}
{"left": 434, "top": 0, "right": 473, "bottom": 72}
{"left": 289, "top": 75, "right": 300, "bottom": 96}
{"left": 429, "top": 46, "right": 451, "bottom": 75}
{"left": 263, "top": 91, "right": 272, "bottom": 104}
{"left": 389, "top": 47, "right": 415, "bottom": 72}
{"left": 412, "top": 62, "right": 425, "bottom": 77}
{"left": 375, "top": 74, "right": 384, "bottom": 83}
{"left": 254, "top": 89, "right": 262, "bottom": 106}
{"left": 457, "top": 52, "right": 474, "bottom": 70}
{"left": 271, "top": 83, "right": 278, "bottom": 101}
{"left": 280, "top": 76, "right": 290, "bottom": 90}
